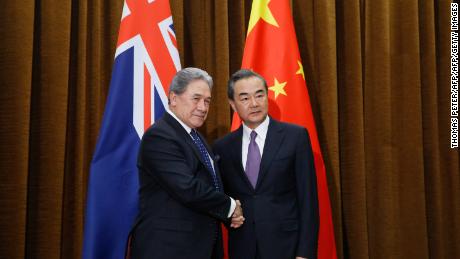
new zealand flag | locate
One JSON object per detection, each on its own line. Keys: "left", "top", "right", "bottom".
{"left": 82, "top": 1, "right": 180, "bottom": 258}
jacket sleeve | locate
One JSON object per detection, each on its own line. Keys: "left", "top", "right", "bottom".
{"left": 138, "top": 130, "right": 231, "bottom": 221}
{"left": 295, "top": 128, "right": 319, "bottom": 259}
{"left": 212, "top": 141, "right": 233, "bottom": 228}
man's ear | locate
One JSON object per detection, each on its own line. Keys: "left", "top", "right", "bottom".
{"left": 169, "top": 92, "right": 177, "bottom": 107}
{"left": 229, "top": 99, "right": 236, "bottom": 112}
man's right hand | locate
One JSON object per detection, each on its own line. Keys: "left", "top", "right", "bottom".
{"left": 230, "top": 200, "right": 245, "bottom": 228}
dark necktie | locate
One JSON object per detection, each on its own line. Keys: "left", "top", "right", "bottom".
{"left": 245, "top": 131, "right": 261, "bottom": 188}
{"left": 190, "top": 129, "right": 220, "bottom": 191}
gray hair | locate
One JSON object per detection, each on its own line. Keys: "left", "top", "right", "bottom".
{"left": 227, "top": 69, "right": 268, "bottom": 100}
{"left": 169, "top": 67, "right": 213, "bottom": 95}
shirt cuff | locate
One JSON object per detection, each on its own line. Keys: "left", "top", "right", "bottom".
{"left": 227, "top": 197, "right": 236, "bottom": 218}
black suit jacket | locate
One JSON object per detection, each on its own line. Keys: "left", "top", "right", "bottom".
{"left": 213, "top": 118, "right": 319, "bottom": 259}
{"left": 131, "top": 112, "right": 230, "bottom": 259}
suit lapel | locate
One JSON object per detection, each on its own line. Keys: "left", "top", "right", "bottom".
{"left": 196, "top": 130, "right": 224, "bottom": 189}
{"left": 212, "top": 153, "right": 225, "bottom": 190}
{"left": 184, "top": 136, "right": 209, "bottom": 168}
{"left": 256, "top": 119, "right": 285, "bottom": 188}
{"left": 163, "top": 113, "right": 213, "bottom": 175}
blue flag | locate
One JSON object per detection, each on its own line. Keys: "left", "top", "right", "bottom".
{"left": 82, "top": 0, "right": 180, "bottom": 258}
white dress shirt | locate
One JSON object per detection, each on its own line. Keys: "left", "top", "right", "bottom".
{"left": 241, "top": 116, "right": 270, "bottom": 169}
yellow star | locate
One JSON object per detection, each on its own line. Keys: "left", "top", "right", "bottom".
{"left": 247, "top": 0, "right": 279, "bottom": 35}
{"left": 296, "top": 61, "right": 305, "bottom": 80}
{"left": 269, "top": 78, "right": 287, "bottom": 99}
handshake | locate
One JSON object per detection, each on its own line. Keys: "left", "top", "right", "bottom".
{"left": 230, "top": 200, "right": 245, "bottom": 228}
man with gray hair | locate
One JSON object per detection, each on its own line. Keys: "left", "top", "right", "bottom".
{"left": 129, "top": 68, "right": 244, "bottom": 259}
{"left": 214, "top": 69, "right": 319, "bottom": 259}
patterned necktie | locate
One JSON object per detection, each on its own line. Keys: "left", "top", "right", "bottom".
{"left": 190, "top": 129, "right": 220, "bottom": 191}
{"left": 245, "top": 131, "right": 261, "bottom": 188}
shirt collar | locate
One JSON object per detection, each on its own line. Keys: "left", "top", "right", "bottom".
{"left": 242, "top": 115, "right": 270, "bottom": 140}
{"left": 167, "top": 109, "right": 193, "bottom": 134}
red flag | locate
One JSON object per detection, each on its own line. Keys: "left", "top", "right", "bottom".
{"left": 229, "top": 0, "right": 337, "bottom": 258}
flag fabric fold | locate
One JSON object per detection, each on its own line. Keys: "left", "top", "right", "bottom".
{"left": 82, "top": 1, "right": 180, "bottom": 258}
{"left": 230, "top": 0, "right": 337, "bottom": 258}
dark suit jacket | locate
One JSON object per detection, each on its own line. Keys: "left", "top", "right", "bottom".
{"left": 130, "top": 112, "right": 230, "bottom": 259}
{"left": 213, "top": 118, "right": 319, "bottom": 259}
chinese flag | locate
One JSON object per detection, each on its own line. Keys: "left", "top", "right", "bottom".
{"left": 230, "top": 0, "right": 337, "bottom": 258}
